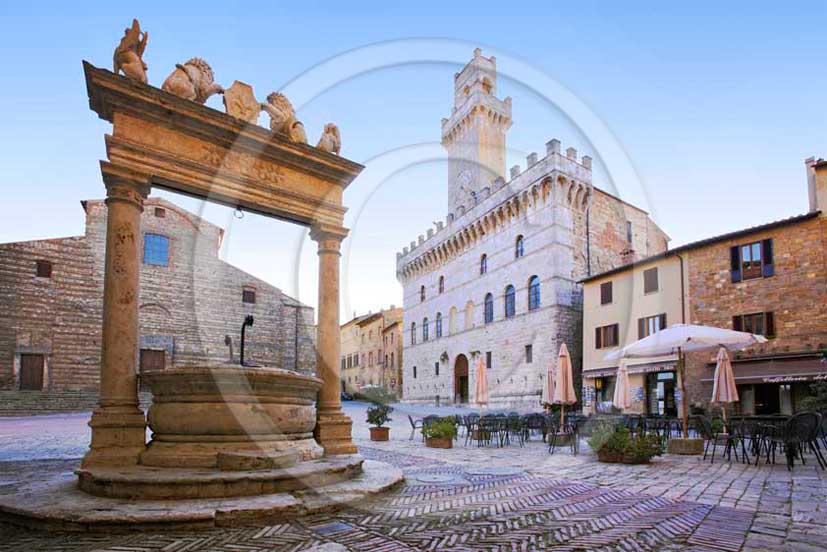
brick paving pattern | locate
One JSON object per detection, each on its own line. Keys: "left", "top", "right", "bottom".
{"left": 1, "top": 406, "right": 825, "bottom": 551}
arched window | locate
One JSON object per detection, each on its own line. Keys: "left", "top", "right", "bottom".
{"left": 465, "top": 300, "right": 475, "bottom": 330}
{"left": 435, "top": 312, "right": 443, "bottom": 338}
{"left": 439, "top": 276, "right": 445, "bottom": 294}
{"left": 505, "top": 285, "right": 516, "bottom": 318}
{"left": 480, "top": 254, "right": 488, "bottom": 275}
{"left": 410, "top": 322, "right": 416, "bottom": 345}
{"left": 420, "top": 285, "right": 426, "bottom": 302}
{"left": 484, "top": 293, "right": 494, "bottom": 324}
{"left": 422, "top": 317, "right": 429, "bottom": 342}
{"left": 515, "top": 235, "right": 524, "bottom": 259}
{"left": 528, "top": 275, "right": 541, "bottom": 311}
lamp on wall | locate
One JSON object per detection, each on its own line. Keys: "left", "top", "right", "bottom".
{"left": 440, "top": 351, "right": 449, "bottom": 362}
{"left": 594, "top": 377, "right": 603, "bottom": 391}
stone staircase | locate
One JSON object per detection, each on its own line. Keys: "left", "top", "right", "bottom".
{"left": 0, "top": 391, "right": 153, "bottom": 416}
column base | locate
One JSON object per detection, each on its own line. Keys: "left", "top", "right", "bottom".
{"left": 314, "top": 410, "right": 358, "bottom": 456}
{"left": 81, "top": 407, "right": 147, "bottom": 468}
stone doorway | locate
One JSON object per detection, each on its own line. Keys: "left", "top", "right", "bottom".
{"left": 454, "top": 354, "right": 469, "bottom": 404}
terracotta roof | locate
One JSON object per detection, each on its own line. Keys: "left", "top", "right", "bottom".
{"left": 580, "top": 211, "right": 821, "bottom": 284}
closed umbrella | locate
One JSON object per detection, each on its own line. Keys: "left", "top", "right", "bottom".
{"left": 711, "top": 347, "right": 739, "bottom": 421}
{"left": 541, "top": 356, "right": 555, "bottom": 408}
{"left": 613, "top": 360, "right": 632, "bottom": 411}
{"left": 552, "top": 343, "right": 577, "bottom": 426}
{"left": 474, "top": 355, "right": 488, "bottom": 406}
{"left": 605, "top": 324, "right": 766, "bottom": 438}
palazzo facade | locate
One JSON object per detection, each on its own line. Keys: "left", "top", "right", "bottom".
{"left": 396, "top": 50, "right": 668, "bottom": 407}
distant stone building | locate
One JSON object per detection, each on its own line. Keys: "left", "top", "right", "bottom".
{"left": 396, "top": 50, "right": 668, "bottom": 407}
{"left": 580, "top": 158, "right": 827, "bottom": 415}
{"left": 0, "top": 197, "right": 315, "bottom": 415}
{"left": 339, "top": 306, "right": 403, "bottom": 393}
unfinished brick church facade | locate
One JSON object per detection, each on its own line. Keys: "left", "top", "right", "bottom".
{"left": 0, "top": 198, "right": 315, "bottom": 415}
{"left": 396, "top": 50, "right": 669, "bottom": 407}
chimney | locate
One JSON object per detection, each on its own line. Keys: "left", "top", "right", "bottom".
{"left": 806, "top": 157, "right": 827, "bottom": 215}
{"left": 546, "top": 139, "right": 561, "bottom": 155}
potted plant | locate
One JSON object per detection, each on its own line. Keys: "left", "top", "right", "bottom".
{"left": 422, "top": 419, "right": 457, "bottom": 449}
{"left": 366, "top": 403, "right": 393, "bottom": 441}
{"left": 588, "top": 422, "right": 664, "bottom": 464}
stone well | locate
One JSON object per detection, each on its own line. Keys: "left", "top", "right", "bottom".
{"left": 139, "top": 366, "right": 325, "bottom": 468}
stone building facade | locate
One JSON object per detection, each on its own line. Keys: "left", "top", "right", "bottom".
{"left": 396, "top": 50, "right": 668, "bottom": 407}
{"left": 0, "top": 197, "right": 315, "bottom": 415}
{"left": 580, "top": 157, "right": 827, "bottom": 415}
{"left": 339, "top": 306, "right": 403, "bottom": 393}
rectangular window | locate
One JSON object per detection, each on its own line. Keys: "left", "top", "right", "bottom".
{"left": 486, "top": 351, "right": 492, "bottom": 370}
{"left": 36, "top": 260, "right": 52, "bottom": 278}
{"left": 731, "top": 239, "right": 774, "bottom": 282}
{"left": 626, "top": 221, "right": 633, "bottom": 243}
{"left": 733, "top": 312, "right": 775, "bottom": 338}
{"left": 638, "top": 313, "right": 667, "bottom": 339}
{"left": 19, "top": 354, "right": 44, "bottom": 390}
{"left": 643, "top": 267, "right": 659, "bottom": 294}
{"left": 435, "top": 361, "right": 439, "bottom": 376}
{"left": 413, "top": 366, "right": 417, "bottom": 379}
{"left": 525, "top": 344, "right": 533, "bottom": 364}
{"left": 242, "top": 289, "right": 256, "bottom": 304}
{"left": 139, "top": 349, "right": 165, "bottom": 373}
{"left": 595, "top": 323, "right": 619, "bottom": 349}
{"left": 154, "top": 207, "right": 166, "bottom": 218}
{"left": 600, "top": 281, "right": 613, "bottom": 305}
{"left": 143, "top": 233, "right": 169, "bottom": 266}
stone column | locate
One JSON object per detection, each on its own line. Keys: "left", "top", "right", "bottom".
{"left": 82, "top": 173, "right": 150, "bottom": 468}
{"left": 310, "top": 224, "right": 357, "bottom": 455}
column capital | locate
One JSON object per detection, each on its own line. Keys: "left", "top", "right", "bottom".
{"left": 309, "top": 223, "right": 349, "bottom": 244}
{"left": 101, "top": 163, "right": 151, "bottom": 210}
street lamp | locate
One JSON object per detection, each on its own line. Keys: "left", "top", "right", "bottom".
{"left": 240, "top": 315, "right": 254, "bottom": 366}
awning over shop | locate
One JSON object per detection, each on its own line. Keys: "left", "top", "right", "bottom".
{"left": 700, "top": 355, "right": 827, "bottom": 385}
{"left": 583, "top": 361, "right": 677, "bottom": 379}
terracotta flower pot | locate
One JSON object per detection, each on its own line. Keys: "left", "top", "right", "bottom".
{"left": 425, "top": 437, "right": 453, "bottom": 449}
{"left": 369, "top": 426, "right": 389, "bottom": 442}
{"left": 597, "top": 449, "right": 650, "bottom": 465}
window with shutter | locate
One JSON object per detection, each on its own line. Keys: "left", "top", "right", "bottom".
{"left": 762, "top": 239, "right": 774, "bottom": 277}
{"left": 733, "top": 238, "right": 774, "bottom": 281}
{"left": 595, "top": 324, "right": 619, "bottom": 349}
{"left": 638, "top": 314, "right": 666, "bottom": 338}
{"left": 730, "top": 246, "right": 742, "bottom": 282}
{"left": 600, "top": 281, "right": 613, "bottom": 305}
{"left": 733, "top": 312, "right": 775, "bottom": 338}
{"left": 643, "top": 267, "right": 659, "bottom": 293}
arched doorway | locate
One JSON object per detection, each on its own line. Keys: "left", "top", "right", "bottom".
{"left": 454, "top": 354, "right": 469, "bottom": 404}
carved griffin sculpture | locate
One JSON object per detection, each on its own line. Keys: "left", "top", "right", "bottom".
{"left": 113, "top": 19, "right": 148, "bottom": 83}
{"left": 316, "top": 123, "right": 341, "bottom": 155}
{"left": 261, "top": 93, "right": 307, "bottom": 143}
{"left": 162, "top": 58, "right": 224, "bottom": 104}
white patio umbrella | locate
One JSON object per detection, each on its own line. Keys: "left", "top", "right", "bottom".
{"left": 605, "top": 324, "right": 766, "bottom": 438}
{"left": 612, "top": 359, "right": 632, "bottom": 411}
{"left": 541, "top": 356, "right": 555, "bottom": 408}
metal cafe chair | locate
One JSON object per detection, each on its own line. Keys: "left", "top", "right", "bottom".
{"left": 407, "top": 415, "right": 423, "bottom": 441}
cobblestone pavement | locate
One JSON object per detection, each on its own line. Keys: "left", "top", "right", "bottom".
{"left": 0, "top": 406, "right": 825, "bottom": 551}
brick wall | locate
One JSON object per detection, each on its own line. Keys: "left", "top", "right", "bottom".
{"left": 684, "top": 215, "right": 827, "bottom": 407}
{"left": 0, "top": 197, "right": 315, "bottom": 414}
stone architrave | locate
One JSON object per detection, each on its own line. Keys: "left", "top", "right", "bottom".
{"left": 223, "top": 80, "right": 260, "bottom": 124}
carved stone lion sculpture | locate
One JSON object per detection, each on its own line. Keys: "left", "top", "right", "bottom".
{"left": 113, "top": 19, "right": 148, "bottom": 83}
{"left": 261, "top": 93, "right": 307, "bottom": 143}
{"left": 316, "top": 123, "right": 341, "bottom": 155}
{"left": 162, "top": 58, "right": 224, "bottom": 104}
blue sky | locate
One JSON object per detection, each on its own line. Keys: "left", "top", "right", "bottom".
{"left": 1, "top": 2, "right": 826, "bottom": 319}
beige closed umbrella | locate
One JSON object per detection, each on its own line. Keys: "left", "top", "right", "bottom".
{"left": 541, "top": 356, "right": 555, "bottom": 408}
{"left": 474, "top": 355, "right": 489, "bottom": 407}
{"left": 552, "top": 343, "right": 577, "bottom": 426}
{"left": 612, "top": 360, "right": 632, "bottom": 411}
{"left": 711, "top": 347, "right": 739, "bottom": 421}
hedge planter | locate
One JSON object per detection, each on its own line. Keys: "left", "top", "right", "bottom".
{"left": 426, "top": 437, "right": 453, "bottom": 449}
{"left": 597, "top": 449, "right": 651, "bottom": 465}
{"left": 369, "top": 427, "right": 389, "bottom": 442}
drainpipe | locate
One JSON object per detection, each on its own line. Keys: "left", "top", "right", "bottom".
{"left": 676, "top": 254, "right": 686, "bottom": 324}
{"left": 585, "top": 205, "right": 592, "bottom": 277}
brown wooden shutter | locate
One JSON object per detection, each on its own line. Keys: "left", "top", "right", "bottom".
{"left": 610, "top": 324, "right": 619, "bottom": 346}
{"left": 732, "top": 315, "right": 742, "bottom": 331}
{"left": 659, "top": 313, "right": 667, "bottom": 331}
{"left": 762, "top": 239, "right": 774, "bottom": 277}
{"left": 19, "top": 354, "right": 44, "bottom": 390}
{"left": 638, "top": 318, "right": 645, "bottom": 339}
{"left": 140, "top": 349, "right": 165, "bottom": 372}
{"left": 595, "top": 327, "right": 602, "bottom": 349}
{"left": 765, "top": 312, "right": 775, "bottom": 337}
{"left": 730, "top": 246, "right": 742, "bottom": 282}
